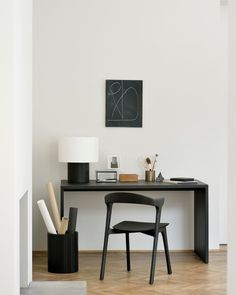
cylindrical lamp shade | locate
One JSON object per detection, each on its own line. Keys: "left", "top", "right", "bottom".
{"left": 58, "top": 137, "right": 99, "bottom": 163}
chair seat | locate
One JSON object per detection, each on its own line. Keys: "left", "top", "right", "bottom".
{"left": 113, "top": 221, "right": 169, "bottom": 233}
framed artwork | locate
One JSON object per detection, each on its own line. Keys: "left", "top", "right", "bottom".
{"left": 107, "top": 155, "right": 120, "bottom": 169}
{"left": 106, "top": 80, "right": 143, "bottom": 127}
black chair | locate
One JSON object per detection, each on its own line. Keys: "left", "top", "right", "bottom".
{"left": 100, "top": 192, "right": 172, "bottom": 284}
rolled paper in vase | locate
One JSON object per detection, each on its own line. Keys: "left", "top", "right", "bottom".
{"left": 47, "top": 182, "right": 61, "bottom": 232}
{"left": 58, "top": 217, "right": 69, "bottom": 235}
{"left": 37, "top": 200, "right": 57, "bottom": 234}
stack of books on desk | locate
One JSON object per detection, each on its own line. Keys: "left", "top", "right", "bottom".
{"left": 163, "top": 177, "right": 198, "bottom": 184}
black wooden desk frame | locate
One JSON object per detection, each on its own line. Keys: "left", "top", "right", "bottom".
{"left": 60, "top": 180, "right": 209, "bottom": 263}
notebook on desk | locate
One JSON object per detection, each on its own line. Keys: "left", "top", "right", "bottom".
{"left": 170, "top": 177, "right": 195, "bottom": 181}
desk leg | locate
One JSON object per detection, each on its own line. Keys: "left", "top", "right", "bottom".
{"left": 194, "top": 187, "right": 209, "bottom": 263}
{"left": 60, "top": 188, "right": 64, "bottom": 218}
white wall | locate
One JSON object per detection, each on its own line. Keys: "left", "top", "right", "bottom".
{"left": 228, "top": 0, "right": 236, "bottom": 293}
{"left": 219, "top": 1, "right": 228, "bottom": 245}
{"left": 15, "top": 0, "right": 32, "bottom": 288}
{"left": 33, "top": 0, "right": 227, "bottom": 251}
{"left": 0, "top": 0, "right": 32, "bottom": 293}
{"left": 0, "top": 2, "right": 17, "bottom": 293}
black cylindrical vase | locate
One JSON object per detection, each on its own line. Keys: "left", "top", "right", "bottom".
{"left": 48, "top": 231, "right": 78, "bottom": 273}
{"left": 67, "top": 163, "right": 89, "bottom": 184}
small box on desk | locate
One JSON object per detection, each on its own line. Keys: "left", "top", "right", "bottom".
{"left": 119, "top": 174, "right": 139, "bottom": 182}
{"left": 47, "top": 231, "right": 78, "bottom": 273}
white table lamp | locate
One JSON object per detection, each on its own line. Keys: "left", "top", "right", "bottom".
{"left": 58, "top": 137, "right": 99, "bottom": 183}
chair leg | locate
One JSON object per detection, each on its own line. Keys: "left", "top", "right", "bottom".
{"left": 161, "top": 228, "right": 172, "bottom": 274}
{"left": 125, "top": 233, "right": 131, "bottom": 271}
{"left": 100, "top": 229, "right": 109, "bottom": 280}
{"left": 150, "top": 233, "right": 159, "bottom": 284}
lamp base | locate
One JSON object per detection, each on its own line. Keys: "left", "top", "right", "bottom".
{"left": 67, "top": 163, "right": 89, "bottom": 184}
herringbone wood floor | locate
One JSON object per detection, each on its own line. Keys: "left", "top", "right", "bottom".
{"left": 33, "top": 250, "right": 226, "bottom": 295}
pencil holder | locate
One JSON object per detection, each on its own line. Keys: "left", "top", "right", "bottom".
{"left": 47, "top": 231, "right": 78, "bottom": 273}
{"left": 145, "top": 170, "right": 156, "bottom": 182}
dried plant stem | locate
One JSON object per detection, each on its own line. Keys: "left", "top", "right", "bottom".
{"left": 152, "top": 154, "right": 158, "bottom": 171}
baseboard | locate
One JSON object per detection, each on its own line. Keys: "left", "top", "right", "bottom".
{"left": 33, "top": 248, "right": 226, "bottom": 256}
{"left": 78, "top": 249, "right": 194, "bottom": 254}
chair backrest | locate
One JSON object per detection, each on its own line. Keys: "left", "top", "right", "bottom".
{"left": 105, "top": 192, "right": 164, "bottom": 209}
{"left": 103, "top": 193, "right": 164, "bottom": 234}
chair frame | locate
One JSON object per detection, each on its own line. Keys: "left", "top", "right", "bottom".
{"left": 99, "top": 192, "right": 172, "bottom": 284}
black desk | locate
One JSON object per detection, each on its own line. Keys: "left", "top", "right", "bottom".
{"left": 60, "top": 180, "right": 208, "bottom": 263}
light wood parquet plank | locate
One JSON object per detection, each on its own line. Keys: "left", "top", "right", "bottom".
{"left": 33, "top": 250, "right": 226, "bottom": 295}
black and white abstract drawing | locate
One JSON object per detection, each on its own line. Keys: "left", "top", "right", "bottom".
{"left": 106, "top": 80, "right": 143, "bottom": 127}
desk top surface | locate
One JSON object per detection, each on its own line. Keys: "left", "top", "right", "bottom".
{"left": 61, "top": 179, "right": 208, "bottom": 191}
